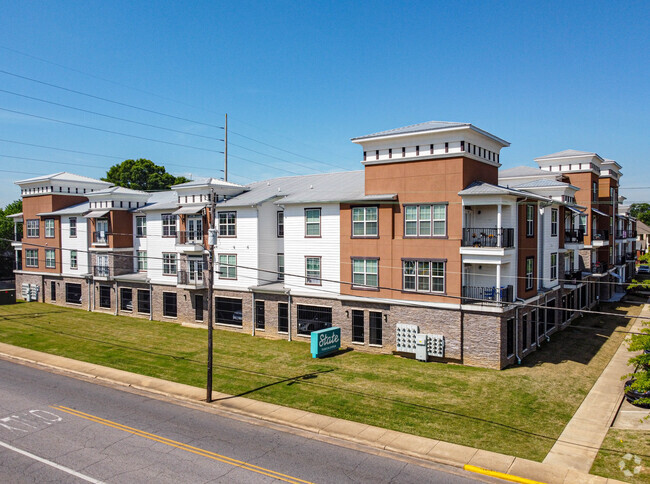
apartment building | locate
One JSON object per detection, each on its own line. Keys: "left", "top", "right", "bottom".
{"left": 12, "top": 121, "right": 635, "bottom": 369}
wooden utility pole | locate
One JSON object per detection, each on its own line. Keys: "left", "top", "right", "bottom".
{"left": 206, "top": 187, "right": 216, "bottom": 402}
{"left": 224, "top": 113, "right": 228, "bottom": 182}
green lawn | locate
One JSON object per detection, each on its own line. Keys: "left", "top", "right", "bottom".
{"left": 591, "top": 429, "right": 650, "bottom": 483}
{"left": 0, "top": 300, "right": 643, "bottom": 462}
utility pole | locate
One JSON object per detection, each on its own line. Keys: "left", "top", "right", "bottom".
{"left": 206, "top": 187, "right": 217, "bottom": 402}
{"left": 224, "top": 113, "right": 228, "bottom": 182}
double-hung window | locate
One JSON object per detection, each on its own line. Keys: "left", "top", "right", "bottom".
{"left": 551, "top": 209, "right": 558, "bottom": 236}
{"left": 550, "top": 253, "right": 558, "bottom": 280}
{"left": 352, "top": 258, "right": 378, "bottom": 288}
{"left": 26, "top": 219, "right": 39, "bottom": 237}
{"left": 44, "top": 219, "right": 55, "bottom": 238}
{"left": 305, "top": 257, "right": 321, "bottom": 285}
{"left": 402, "top": 260, "right": 445, "bottom": 293}
{"left": 352, "top": 207, "right": 378, "bottom": 237}
{"left": 136, "top": 216, "right": 147, "bottom": 237}
{"left": 162, "top": 214, "right": 176, "bottom": 237}
{"left": 277, "top": 211, "right": 284, "bottom": 238}
{"left": 525, "top": 257, "right": 534, "bottom": 290}
{"left": 277, "top": 253, "right": 284, "bottom": 281}
{"left": 218, "top": 211, "right": 236, "bottom": 237}
{"left": 218, "top": 254, "right": 237, "bottom": 279}
{"left": 404, "top": 204, "right": 446, "bottom": 237}
{"left": 579, "top": 214, "right": 587, "bottom": 235}
{"left": 162, "top": 253, "right": 177, "bottom": 275}
{"left": 70, "top": 250, "right": 78, "bottom": 269}
{"left": 305, "top": 209, "right": 321, "bottom": 237}
{"left": 69, "top": 217, "right": 77, "bottom": 237}
{"left": 45, "top": 249, "right": 55, "bottom": 268}
{"left": 526, "top": 205, "right": 535, "bottom": 237}
{"left": 137, "top": 251, "right": 147, "bottom": 271}
{"left": 25, "top": 249, "right": 38, "bottom": 267}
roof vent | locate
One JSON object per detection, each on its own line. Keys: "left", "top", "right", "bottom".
{"left": 267, "top": 182, "right": 271, "bottom": 186}
{"left": 310, "top": 185, "right": 313, "bottom": 189}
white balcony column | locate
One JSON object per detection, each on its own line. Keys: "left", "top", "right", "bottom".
{"left": 497, "top": 204, "right": 502, "bottom": 247}
{"left": 496, "top": 263, "right": 502, "bottom": 302}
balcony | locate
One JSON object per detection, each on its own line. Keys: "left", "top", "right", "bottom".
{"left": 591, "top": 263, "right": 609, "bottom": 275}
{"left": 592, "top": 230, "right": 609, "bottom": 247}
{"left": 177, "top": 270, "right": 205, "bottom": 288}
{"left": 462, "top": 285, "right": 514, "bottom": 305}
{"left": 615, "top": 256, "right": 626, "bottom": 266}
{"left": 92, "top": 231, "right": 110, "bottom": 245}
{"left": 461, "top": 228, "right": 515, "bottom": 248}
{"left": 175, "top": 230, "right": 204, "bottom": 253}
{"left": 565, "top": 270, "right": 582, "bottom": 283}
{"left": 626, "top": 252, "right": 636, "bottom": 261}
{"left": 93, "top": 266, "right": 110, "bottom": 278}
{"left": 14, "top": 260, "right": 22, "bottom": 271}
{"left": 14, "top": 233, "right": 22, "bottom": 242}
{"left": 565, "top": 230, "right": 585, "bottom": 245}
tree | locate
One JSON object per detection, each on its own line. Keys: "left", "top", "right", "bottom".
{"left": 103, "top": 159, "right": 190, "bottom": 191}
{"left": 630, "top": 203, "right": 650, "bottom": 226}
{"left": 0, "top": 200, "right": 23, "bottom": 252}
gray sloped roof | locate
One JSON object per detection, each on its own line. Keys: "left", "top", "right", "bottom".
{"left": 638, "top": 221, "right": 650, "bottom": 234}
{"left": 15, "top": 171, "right": 112, "bottom": 186}
{"left": 459, "top": 181, "right": 551, "bottom": 201}
{"left": 509, "top": 179, "right": 577, "bottom": 190}
{"left": 534, "top": 149, "right": 600, "bottom": 160}
{"left": 499, "top": 166, "right": 556, "bottom": 179}
{"left": 37, "top": 201, "right": 90, "bottom": 216}
{"left": 88, "top": 186, "right": 149, "bottom": 196}
{"left": 218, "top": 171, "right": 374, "bottom": 207}
{"left": 135, "top": 190, "right": 178, "bottom": 212}
{"left": 172, "top": 177, "right": 246, "bottom": 189}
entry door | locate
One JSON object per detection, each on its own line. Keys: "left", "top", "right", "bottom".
{"left": 187, "top": 216, "right": 203, "bottom": 242}
{"left": 188, "top": 257, "right": 203, "bottom": 283}
{"left": 96, "top": 219, "right": 109, "bottom": 243}
{"left": 194, "top": 295, "right": 204, "bottom": 322}
{"left": 97, "top": 254, "right": 109, "bottom": 276}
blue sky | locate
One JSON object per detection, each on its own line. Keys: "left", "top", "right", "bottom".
{"left": 0, "top": 0, "right": 648, "bottom": 206}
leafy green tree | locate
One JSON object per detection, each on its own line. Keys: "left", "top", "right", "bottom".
{"left": 103, "top": 159, "right": 190, "bottom": 191}
{"left": 0, "top": 200, "right": 23, "bottom": 252}
{"left": 626, "top": 322, "right": 650, "bottom": 406}
{"left": 630, "top": 203, "right": 650, "bottom": 225}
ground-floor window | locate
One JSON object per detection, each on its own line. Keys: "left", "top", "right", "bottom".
{"left": 120, "top": 288, "right": 133, "bottom": 311}
{"left": 529, "top": 310, "right": 536, "bottom": 347}
{"left": 536, "top": 308, "right": 545, "bottom": 342}
{"left": 50, "top": 281, "right": 56, "bottom": 301}
{"left": 277, "top": 303, "right": 288, "bottom": 333}
{"left": 369, "top": 311, "right": 382, "bottom": 345}
{"left": 546, "top": 299, "right": 556, "bottom": 331}
{"left": 137, "top": 290, "right": 151, "bottom": 314}
{"left": 297, "top": 305, "right": 332, "bottom": 335}
{"left": 522, "top": 314, "right": 528, "bottom": 350}
{"left": 65, "top": 283, "right": 82, "bottom": 304}
{"left": 99, "top": 286, "right": 111, "bottom": 308}
{"left": 506, "top": 318, "right": 514, "bottom": 357}
{"left": 163, "top": 292, "right": 177, "bottom": 317}
{"left": 215, "top": 297, "right": 242, "bottom": 326}
{"left": 352, "top": 309, "right": 364, "bottom": 343}
{"left": 255, "top": 300, "right": 265, "bottom": 330}
{"left": 194, "top": 294, "right": 203, "bottom": 322}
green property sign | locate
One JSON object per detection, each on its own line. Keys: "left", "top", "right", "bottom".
{"left": 310, "top": 327, "right": 341, "bottom": 358}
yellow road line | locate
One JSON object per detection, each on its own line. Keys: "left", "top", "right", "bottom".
{"left": 464, "top": 464, "right": 546, "bottom": 484}
{"left": 51, "top": 405, "right": 314, "bottom": 484}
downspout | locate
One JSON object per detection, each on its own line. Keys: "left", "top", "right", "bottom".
{"left": 41, "top": 274, "right": 45, "bottom": 302}
{"left": 538, "top": 204, "right": 545, "bottom": 291}
{"left": 514, "top": 306, "right": 521, "bottom": 364}
{"left": 251, "top": 290, "right": 255, "bottom": 336}
{"left": 87, "top": 277, "right": 91, "bottom": 311}
{"left": 149, "top": 281, "right": 153, "bottom": 321}
{"left": 114, "top": 280, "right": 118, "bottom": 316}
{"left": 286, "top": 289, "right": 292, "bottom": 342}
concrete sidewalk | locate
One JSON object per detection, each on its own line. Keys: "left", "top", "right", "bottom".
{"left": 0, "top": 342, "right": 624, "bottom": 484}
{"left": 544, "top": 302, "right": 650, "bottom": 472}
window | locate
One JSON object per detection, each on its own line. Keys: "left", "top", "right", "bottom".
{"left": 50, "top": 281, "right": 56, "bottom": 301}
{"left": 215, "top": 297, "right": 243, "bottom": 326}
{"left": 277, "top": 253, "right": 284, "bottom": 281}
{"left": 137, "top": 290, "right": 151, "bottom": 314}
{"left": 26, "top": 219, "right": 39, "bottom": 237}
{"left": 592, "top": 182, "right": 598, "bottom": 201}
{"left": 404, "top": 204, "right": 446, "bottom": 237}
{"left": 137, "top": 251, "right": 147, "bottom": 271}
{"left": 162, "top": 214, "right": 177, "bottom": 237}
{"left": 218, "top": 211, "right": 236, "bottom": 237}
{"left": 546, "top": 299, "right": 556, "bottom": 330}
{"left": 352, "top": 310, "right": 364, "bottom": 343}
{"left": 194, "top": 294, "right": 204, "bottom": 322}
{"left": 522, "top": 314, "right": 528, "bottom": 350}
{"left": 162, "top": 253, "right": 177, "bottom": 275}
{"left": 305, "top": 257, "right": 321, "bottom": 285}
{"left": 120, "top": 288, "right": 133, "bottom": 311}
{"left": 163, "top": 292, "right": 177, "bottom": 317}
{"left": 352, "top": 207, "right": 378, "bottom": 237}
{"left": 278, "top": 303, "right": 289, "bottom": 333}
{"left": 297, "top": 305, "right": 332, "bottom": 335}
{"left": 25, "top": 249, "right": 38, "bottom": 267}
{"left": 579, "top": 214, "right": 587, "bottom": 235}
{"left": 526, "top": 205, "right": 535, "bottom": 237}
{"left": 136, "top": 216, "right": 147, "bottom": 237}
{"left": 550, "top": 253, "right": 557, "bottom": 280}
{"left": 403, "top": 260, "right": 445, "bottom": 293}
{"left": 218, "top": 254, "right": 237, "bottom": 279}
{"left": 551, "top": 209, "right": 558, "bottom": 236}
{"left": 45, "top": 249, "right": 56, "bottom": 268}
{"left": 65, "top": 283, "right": 82, "bottom": 304}
{"left": 402, "top": 147, "right": 405, "bottom": 157}
{"left": 305, "top": 208, "right": 321, "bottom": 237}
{"left": 506, "top": 318, "right": 514, "bottom": 356}
{"left": 99, "top": 286, "right": 111, "bottom": 309}
{"left": 277, "top": 211, "right": 284, "bottom": 238}
{"left": 69, "top": 217, "right": 77, "bottom": 237}
{"left": 255, "top": 300, "right": 265, "bottom": 330}
{"left": 70, "top": 250, "right": 77, "bottom": 269}
{"left": 352, "top": 258, "right": 378, "bottom": 288}
{"left": 369, "top": 311, "right": 382, "bottom": 345}
{"left": 525, "top": 257, "right": 534, "bottom": 290}
{"left": 45, "top": 219, "right": 55, "bottom": 238}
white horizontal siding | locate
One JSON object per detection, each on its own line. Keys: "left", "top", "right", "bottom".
{"left": 61, "top": 216, "right": 90, "bottom": 275}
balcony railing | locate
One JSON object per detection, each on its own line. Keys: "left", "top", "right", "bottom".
{"left": 14, "top": 233, "right": 22, "bottom": 242}
{"left": 626, "top": 252, "right": 636, "bottom": 261}
{"left": 591, "top": 263, "right": 609, "bottom": 274}
{"left": 462, "top": 228, "right": 515, "bottom": 248}
{"left": 92, "top": 231, "right": 109, "bottom": 245}
{"left": 177, "top": 270, "right": 204, "bottom": 286}
{"left": 592, "top": 230, "right": 609, "bottom": 241}
{"left": 176, "top": 230, "right": 204, "bottom": 245}
{"left": 565, "top": 230, "right": 585, "bottom": 244}
{"left": 462, "top": 285, "right": 514, "bottom": 304}
{"left": 93, "top": 266, "right": 110, "bottom": 277}
{"left": 14, "top": 260, "right": 22, "bottom": 271}
{"left": 628, "top": 231, "right": 637, "bottom": 238}
{"left": 565, "top": 270, "right": 582, "bottom": 282}
{"left": 615, "top": 256, "right": 626, "bottom": 266}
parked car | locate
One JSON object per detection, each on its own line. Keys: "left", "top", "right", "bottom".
{"left": 637, "top": 265, "right": 650, "bottom": 274}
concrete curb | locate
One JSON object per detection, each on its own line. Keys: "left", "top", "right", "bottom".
{"left": 0, "top": 342, "right": 624, "bottom": 484}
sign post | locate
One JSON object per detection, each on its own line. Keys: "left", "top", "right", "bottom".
{"left": 310, "top": 327, "right": 341, "bottom": 358}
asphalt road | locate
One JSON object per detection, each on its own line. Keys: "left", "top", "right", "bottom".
{"left": 0, "top": 358, "right": 487, "bottom": 484}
